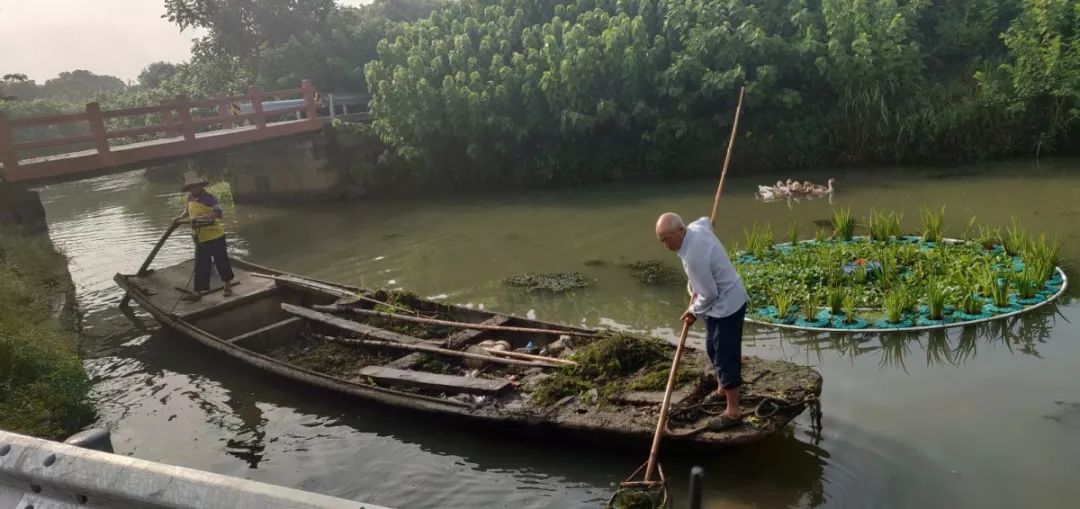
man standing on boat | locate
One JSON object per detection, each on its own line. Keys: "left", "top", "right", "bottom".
{"left": 655, "top": 212, "right": 748, "bottom": 428}
{"left": 174, "top": 172, "right": 234, "bottom": 301}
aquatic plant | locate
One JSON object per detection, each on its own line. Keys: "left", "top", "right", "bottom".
{"left": 770, "top": 287, "right": 798, "bottom": 322}
{"left": 926, "top": 280, "right": 947, "bottom": 320}
{"left": 1003, "top": 217, "right": 1027, "bottom": 256}
{"left": 842, "top": 293, "right": 858, "bottom": 324}
{"left": 853, "top": 264, "right": 869, "bottom": 284}
{"left": 1024, "top": 233, "right": 1063, "bottom": 281}
{"left": 827, "top": 286, "right": 845, "bottom": 314}
{"left": 868, "top": 209, "right": 903, "bottom": 241}
{"left": 530, "top": 333, "right": 691, "bottom": 406}
{"left": 985, "top": 269, "right": 1011, "bottom": 307}
{"left": 742, "top": 222, "right": 774, "bottom": 256}
{"left": 623, "top": 260, "right": 680, "bottom": 285}
{"left": 802, "top": 291, "right": 822, "bottom": 321}
{"left": 920, "top": 205, "right": 945, "bottom": 243}
{"left": 788, "top": 222, "right": 800, "bottom": 246}
{"left": 814, "top": 227, "right": 829, "bottom": 243}
{"left": 1013, "top": 267, "right": 1040, "bottom": 299}
{"left": 504, "top": 272, "right": 591, "bottom": 293}
{"left": 975, "top": 224, "right": 1002, "bottom": 250}
{"left": 832, "top": 207, "right": 855, "bottom": 241}
{"left": 960, "top": 287, "right": 984, "bottom": 315}
{"left": 883, "top": 291, "right": 907, "bottom": 323}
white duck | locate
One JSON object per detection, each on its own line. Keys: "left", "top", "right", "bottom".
{"left": 808, "top": 178, "right": 836, "bottom": 196}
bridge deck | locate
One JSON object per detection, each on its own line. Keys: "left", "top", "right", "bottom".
{"left": 1, "top": 119, "right": 319, "bottom": 184}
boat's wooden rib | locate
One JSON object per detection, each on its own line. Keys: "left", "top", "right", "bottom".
{"left": 355, "top": 366, "right": 510, "bottom": 395}
{"left": 281, "top": 303, "right": 439, "bottom": 346}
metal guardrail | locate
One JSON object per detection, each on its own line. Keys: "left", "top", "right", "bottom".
{"left": 0, "top": 429, "right": 390, "bottom": 509}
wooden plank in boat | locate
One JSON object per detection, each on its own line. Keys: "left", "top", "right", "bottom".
{"left": 228, "top": 317, "right": 303, "bottom": 345}
{"left": 281, "top": 303, "right": 435, "bottom": 345}
{"left": 385, "top": 352, "right": 427, "bottom": 369}
{"left": 445, "top": 315, "right": 512, "bottom": 349}
{"left": 356, "top": 366, "right": 510, "bottom": 395}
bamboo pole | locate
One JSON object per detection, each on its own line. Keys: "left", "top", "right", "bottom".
{"left": 480, "top": 347, "right": 577, "bottom": 366}
{"left": 315, "top": 305, "right": 596, "bottom": 338}
{"left": 308, "top": 334, "right": 566, "bottom": 369}
{"left": 641, "top": 86, "right": 746, "bottom": 484}
{"left": 119, "top": 222, "right": 180, "bottom": 308}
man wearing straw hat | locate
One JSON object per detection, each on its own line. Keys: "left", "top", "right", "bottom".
{"left": 174, "top": 172, "right": 234, "bottom": 301}
{"left": 656, "top": 212, "right": 748, "bottom": 429}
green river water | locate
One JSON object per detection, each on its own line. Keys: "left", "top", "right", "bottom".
{"left": 38, "top": 159, "right": 1080, "bottom": 508}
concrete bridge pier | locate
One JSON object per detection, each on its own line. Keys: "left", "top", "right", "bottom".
{"left": 224, "top": 128, "right": 347, "bottom": 203}
{"left": 0, "top": 183, "right": 48, "bottom": 234}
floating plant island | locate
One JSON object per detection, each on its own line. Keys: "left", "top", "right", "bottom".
{"left": 734, "top": 209, "right": 1068, "bottom": 332}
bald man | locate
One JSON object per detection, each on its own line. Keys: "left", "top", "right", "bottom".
{"left": 656, "top": 212, "right": 748, "bottom": 427}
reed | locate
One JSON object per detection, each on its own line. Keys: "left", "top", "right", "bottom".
{"left": 802, "top": 291, "right": 822, "bottom": 321}
{"left": 960, "top": 288, "right": 984, "bottom": 315}
{"left": 828, "top": 286, "right": 845, "bottom": 314}
{"left": 985, "top": 269, "right": 1011, "bottom": 307}
{"left": 920, "top": 205, "right": 945, "bottom": 243}
{"left": 1003, "top": 217, "right": 1027, "bottom": 256}
{"left": 926, "top": 280, "right": 947, "bottom": 320}
{"left": 883, "top": 291, "right": 906, "bottom": 323}
{"left": 814, "top": 227, "right": 829, "bottom": 242}
{"left": 832, "top": 207, "right": 855, "bottom": 241}
{"left": 1013, "top": 267, "right": 1040, "bottom": 299}
{"left": 842, "top": 293, "right": 858, "bottom": 324}
{"left": 788, "top": 222, "right": 800, "bottom": 246}
{"left": 771, "top": 288, "right": 797, "bottom": 321}
{"left": 743, "top": 222, "right": 774, "bottom": 255}
{"left": 868, "top": 209, "right": 903, "bottom": 241}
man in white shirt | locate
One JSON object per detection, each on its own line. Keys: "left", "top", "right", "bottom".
{"left": 655, "top": 212, "right": 749, "bottom": 428}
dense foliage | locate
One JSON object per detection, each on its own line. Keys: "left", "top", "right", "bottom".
{"left": 365, "top": 0, "right": 1080, "bottom": 185}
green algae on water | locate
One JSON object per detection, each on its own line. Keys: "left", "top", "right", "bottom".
{"left": 504, "top": 272, "right": 592, "bottom": 293}
{"left": 623, "top": 259, "right": 681, "bottom": 285}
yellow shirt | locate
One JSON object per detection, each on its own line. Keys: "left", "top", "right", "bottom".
{"left": 187, "top": 192, "right": 225, "bottom": 243}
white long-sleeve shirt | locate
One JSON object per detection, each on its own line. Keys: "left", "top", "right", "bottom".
{"left": 677, "top": 217, "right": 748, "bottom": 319}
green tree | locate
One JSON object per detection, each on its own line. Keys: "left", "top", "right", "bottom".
{"left": 137, "top": 61, "right": 179, "bottom": 89}
{"left": 39, "top": 70, "right": 126, "bottom": 101}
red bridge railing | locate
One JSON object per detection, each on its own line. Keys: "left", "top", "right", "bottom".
{"left": 0, "top": 80, "right": 321, "bottom": 181}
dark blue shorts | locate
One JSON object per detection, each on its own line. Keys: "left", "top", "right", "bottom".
{"left": 704, "top": 303, "right": 747, "bottom": 389}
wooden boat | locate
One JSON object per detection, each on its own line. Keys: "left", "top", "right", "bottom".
{"left": 115, "top": 258, "right": 822, "bottom": 451}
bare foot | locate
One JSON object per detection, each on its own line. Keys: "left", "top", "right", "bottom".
{"left": 223, "top": 285, "right": 233, "bottom": 297}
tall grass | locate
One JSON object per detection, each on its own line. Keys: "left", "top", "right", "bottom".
{"left": 802, "top": 291, "right": 822, "bottom": 321}
{"left": 920, "top": 205, "right": 945, "bottom": 243}
{"left": 0, "top": 228, "right": 95, "bottom": 439}
{"left": 926, "top": 280, "right": 947, "bottom": 320}
{"left": 868, "top": 209, "right": 903, "bottom": 241}
{"left": 832, "top": 207, "right": 855, "bottom": 241}
{"left": 884, "top": 291, "right": 907, "bottom": 323}
{"left": 842, "top": 293, "right": 858, "bottom": 324}
{"left": 742, "top": 222, "right": 774, "bottom": 255}
{"left": 1003, "top": 217, "right": 1027, "bottom": 256}
{"left": 771, "top": 288, "right": 797, "bottom": 321}
{"left": 788, "top": 222, "right": 800, "bottom": 245}
{"left": 985, "top": 269, "right": 1011, "bottom": 307}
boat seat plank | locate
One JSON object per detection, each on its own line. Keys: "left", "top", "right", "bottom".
{"left": 356, "top": 366, "right": 510, "bottom": 395}
{"left": 121, "top": 261, "right": 277, "bottom": 318}
{"left": 445, "top": 315, "right": 512, "bottom": 349}
{"left": 281, "top": 303, "right": 434, "bottom": 345}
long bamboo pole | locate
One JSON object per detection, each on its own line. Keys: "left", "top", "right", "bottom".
{"left": 120, "top": 222, "right": 180, "bottom": 308}
{"left": 315, "top": 305, "right": 596, "bottom": 338}
{"left": 308, "top": 334, "right": 566, "bottom": 369}
{"left": 642, "top": 86, "right": 746, "bottom": 483}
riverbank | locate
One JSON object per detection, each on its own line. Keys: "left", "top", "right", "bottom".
{"left": 0, "top": 227, "right": 95, "bottom": 439}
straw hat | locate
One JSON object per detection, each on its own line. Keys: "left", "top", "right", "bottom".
{"left": 180, "top": 171, "right": 209, "bottom": 192}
